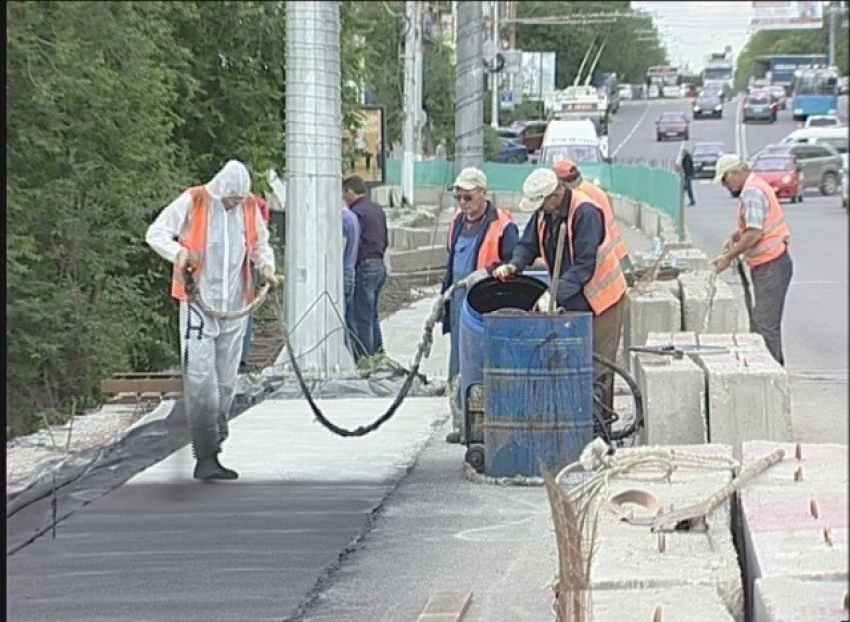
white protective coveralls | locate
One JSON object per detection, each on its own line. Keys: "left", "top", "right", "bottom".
{"left": 146, "top": 160, "right": 275, "bottom": 462}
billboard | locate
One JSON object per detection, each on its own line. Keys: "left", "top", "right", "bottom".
{"left": 751, "top": 1, "right": 824, "bottom": 30}
{"left": 519, "top": 52, "right": 556, "bottom": 100}
{"left": 343, "top": 106, "right": 386, "bottom": 185}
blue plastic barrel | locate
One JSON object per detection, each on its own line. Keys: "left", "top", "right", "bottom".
{"left": 482, "top": 312, "right": 594, "bottom": 478}
{"left": 459, "top": 276, "right": 549, "bottom": 422}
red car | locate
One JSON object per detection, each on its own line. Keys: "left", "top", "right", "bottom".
{"left": 751, "top": 154, "right": 804, "bottom": 203}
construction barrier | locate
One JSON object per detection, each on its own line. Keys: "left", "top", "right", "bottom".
{"left": 385, "top": 159, "right": 682, "bottom": 228}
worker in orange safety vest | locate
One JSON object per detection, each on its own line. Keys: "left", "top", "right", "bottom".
{"left": 146, "top": 160, "right": 278, "bottom": 480}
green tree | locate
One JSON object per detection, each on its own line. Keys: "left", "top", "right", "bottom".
{"left": 7, "top": 1, "right": 191, "bottom": 435}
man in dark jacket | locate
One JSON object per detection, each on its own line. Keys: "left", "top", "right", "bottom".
{"left": 680, "top": 144, "right": 696, "bottom": 207}
{"left": 344, "top": 175, "right": 389, "bottom": 361}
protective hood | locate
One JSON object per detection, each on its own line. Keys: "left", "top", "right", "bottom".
{"left": 205, "top": 160, "right": 252, "bottom": 200}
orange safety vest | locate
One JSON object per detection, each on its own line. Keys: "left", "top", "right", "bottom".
{"left": 576, "top": 179, "right": 629, "bottom": 263}
{"left": 171, "top": 186, "right": 259, "bottom": 302}
{"left": 448, "top": 207, "right": 515, "bottom": 270}
{"left": 737, "top": 174, "right": 791, "bottom": 269}
{"left": 536, "top": 190, "right": 628, "bottom": 316}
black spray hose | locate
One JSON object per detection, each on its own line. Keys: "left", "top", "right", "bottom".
{"left": 592, "top": 352, "right": 645, "bottom": 441}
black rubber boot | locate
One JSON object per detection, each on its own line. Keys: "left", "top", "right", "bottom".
{"left": 194, "top": 455, "right": 238, "bottom": 481}
{"left": 445, "top": 431, "right": 462, "bottom": 444}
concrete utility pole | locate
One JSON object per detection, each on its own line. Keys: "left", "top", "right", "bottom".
{"left": 282, "top": 1, "right": 353, "bottom": 374}
{"left": 828, "top": 2, "right": 837, "bottom": 67}
{"left": 455, "top": 0, "right": 485, "bottom": 173}
{"left": 402, "top": 0, "right": 419, "bottom": 206}
{"left": 490, "top": 0, "right": 500, "bottom": 129}
{"left": 414, "top": 3, "right": 424, "bottom": 157}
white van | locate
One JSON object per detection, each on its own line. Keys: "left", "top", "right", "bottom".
{"left": 539, "top": 119, "right": 608, "bottom": 164}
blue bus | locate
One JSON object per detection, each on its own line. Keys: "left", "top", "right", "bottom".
{"left": 791, "top": 67, "right": 840, "bottom": 121}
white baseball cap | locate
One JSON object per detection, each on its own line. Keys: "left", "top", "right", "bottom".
{"left": 714, "top": 153, "right": 745, "bottom": 183}
{"left": 519, "top": 168, "right": 560, "bottom": 212}
{"left": 453, "top": 167, "right": 487, "bottom": 191}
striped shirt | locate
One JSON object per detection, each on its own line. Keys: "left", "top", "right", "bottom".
{"left": 741, "top": 174, "right": 770, "bottom": 230}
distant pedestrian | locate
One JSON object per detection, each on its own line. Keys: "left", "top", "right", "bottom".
{"left": 146, "top": 160, "right": 277, "bottom": 480}
{"left": 712, "top": 154, "right": 793, "bottom": 366}
{"left": 341, "top": 197, "right": 362, "bottom": 357}
{"left": 344, "top": 175, "right": 389, "bottom": 361}
{"left": 679, "top": 144, "right": 696, "bottom": 206}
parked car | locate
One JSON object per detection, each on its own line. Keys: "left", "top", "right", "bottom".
{"left": 804, "top": 114, "right": 842, "bottom": 128}
{"left": 691, "top": 142, "right": 727, "bottom": 179}
{"left": 751, "top": 154, "right": 804, "bottom": 203}
{"left": 655, "top": 112, "right": 689, "bottom": 141}
{"left": 507, "top": 120, "right": 548, "bottom": 154}
{"left": 743, "top": 92, "right": 776, "bottom": 123}
{"left": 692, "top": 93, "right": 723, "bottom": 119}
{"left": 750, "top": 143, "right": 842, "bottom": 195}
{"left": 767, "top": 85, "right": 787, "bottom": 110}
{"left": 492, "top": 138, "right": 529, "bottom": 163}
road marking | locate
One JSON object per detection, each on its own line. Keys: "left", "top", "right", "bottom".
{"left": 611, "top": 101, "right": 653, "bottom": 158}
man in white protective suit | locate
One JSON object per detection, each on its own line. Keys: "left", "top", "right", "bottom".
{"left": 146, "top": 160, "right": 277, "bottom": 480}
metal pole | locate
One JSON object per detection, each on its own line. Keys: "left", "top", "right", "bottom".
{"left": 402, "top": 1, "right": 417, "bottom": 205}
{"left": 413, "top": 2, "right": 424, "bottom": 156}
{"left": 455, "top": 0, "right": 485, "bottom": 173}
{"left": 282, "top": 1, "right": 352, "bottom": 374}
{"left": 490, "top": 0, "right": 500, "bottom": 129}
{"left": 828, "top": 2, "right": 836, "bottom": 67}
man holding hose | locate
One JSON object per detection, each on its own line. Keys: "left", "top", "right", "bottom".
{"left": 146, "top": 159, "right": 278, "bottom": 480}
{"left": 493, "top": 168, "right": 628, "bottom": 413}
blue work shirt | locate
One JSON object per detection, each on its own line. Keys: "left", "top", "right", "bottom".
{"left": 508, "top": 187, "right": 604, "bottom": 312}
{"left": 342, "top": 208, "right": 361, "bottom": 277}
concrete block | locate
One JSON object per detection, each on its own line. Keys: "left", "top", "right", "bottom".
{"left": 589, "top": 444, "right": 743, "bottom": 620}
{"left": 738, "top": 441, "right": 849, "bottom": 617}
{"left": 387, "top": 246, "right": 448, "bottom": 274}
{"left": 388, "top": 227, "right": 439, "bottom": 251}
{"left": 490, "top": 192, "right": 522, "bottom": 211}
{"left": 633, "top": 351, "right": 707, "bottom": 445}
{"left": 416, "top": 186, "right": 443, "bottom": 206}
{"left": 591, "top": 585, "right": 735, "bottom": 621}
{"left": 670, "top": 248, "right": 711, "bottom": 272}
{"left": 611, "top": 195, "right": 638, "bottom": 227}
{"left": 633, "top": 331, "right": 707, "bottom": 445}
{"left": 679, "top": 271, "right": 739, "bottom": 334}
{"left": 623, "top": 284, "right": 682, "bottom": 368}
{"left": 693, "top": 347, "right": 792, "bottom": 455}
{"left": 753, "top": 577, "right": 850, "bottom": 622}
{"left": 639, "top": 205, "right": 661, "bottom": 239}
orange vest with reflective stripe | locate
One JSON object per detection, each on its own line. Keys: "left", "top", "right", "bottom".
{"left": 577, "top": 179, "right": 629, "bottom": 263}
{"left": 737, "top": 174, "right": 791, "bottom": 269}
{"left": 448, "top": 207, "right": 515, "bottom": 270}
{"left": 536, "top": 190, "right": 628, "bottom": 316}
{"left": 171, "top": 187, "right": 259, "bottom": 302}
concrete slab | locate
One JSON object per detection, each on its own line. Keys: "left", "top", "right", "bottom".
{"left": 679, "top": 271, "right": 738, "bottom": 334}
{"left": 753, "top": 577, "right": 850, "bottom": 622}
{"left": 591, "top": 585, "right": 735, "bottom": 621}
{"left": 590, "top": 444, "right": 743, "bottom": 620}
{"left": 632, "top": 346, "right": 707, "bottom": 446}
{"left": 387, "top": 246, "right": 448, "bottom": 273}
{"left": 623, "top": 284, "right": 682, "bottom": 370}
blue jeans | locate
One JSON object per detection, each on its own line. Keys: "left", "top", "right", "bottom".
{"left": 343, "top": 270, "right": 356, "bottom": 356}
{"left": 683, "top": 174, "right": 695, "bottom": 205}
{"left": 352, "top": 259, "right": 387, "bottom": 359}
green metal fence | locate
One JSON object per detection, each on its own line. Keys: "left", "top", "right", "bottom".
{"left": 385, "top": 159, "right": 682, "bottom": 227}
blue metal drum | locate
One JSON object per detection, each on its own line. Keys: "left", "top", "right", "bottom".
{"left": 459, "top": 276, "right": 549, "bottom": 438}
{"left": 482, "top": 312, "right": 594, "bottom": 478}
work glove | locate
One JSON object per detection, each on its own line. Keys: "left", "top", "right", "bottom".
{"left": 259, "top": 265, "right": 279, "bottom": 290}
{"left": 466, "top": 268, "right": 489, "bottom": 288}
{"left": 532, "top": 291, "right": 553, "bottom": 313}
{"left": 492, "top": 264, "right": 517, "bottom": 282}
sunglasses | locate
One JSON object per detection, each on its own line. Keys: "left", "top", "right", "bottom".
{"left": 454, "top": 194, "right": 476, "bottom": 203}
